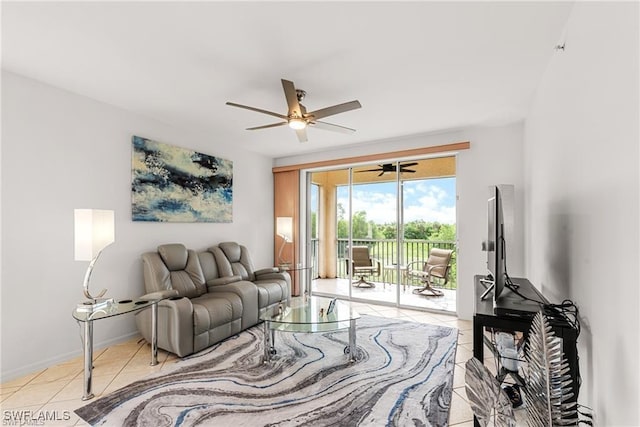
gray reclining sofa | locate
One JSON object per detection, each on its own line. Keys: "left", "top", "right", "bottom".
{"left": 135, "top": 242, "right": 290, "bottom": 357}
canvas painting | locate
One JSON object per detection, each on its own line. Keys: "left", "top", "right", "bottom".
{"left": 131, "top": 136, "right": 232, "bottom": 222}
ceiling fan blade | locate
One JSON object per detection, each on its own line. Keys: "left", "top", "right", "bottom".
{"left": 311, "top": 120, "right": 356, "bottom": 134}
{"left": 401, "top": 162, "right": 419, "bottom": 167}
{"left": 226, "top": 102, "right": 288, "bottom": 120}
{"left": 246, "top": 122, "right": 287, "bottom": 131}
{"left": 356, "top": 168, "right": 384, "bottom": 173}
{"left": 402, "top": 169, "right": 417, "bottom": 173}
{"left": 282, "top": 79, "right": 303, "bottom": 117}
{"left": 295, "top": 128, "right": 308, "bottom": 143}
{"left": 306, "top": 100, "right": 362, "bottom": 120}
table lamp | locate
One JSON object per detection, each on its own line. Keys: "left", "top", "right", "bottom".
{"left": 74, "top": 209, "right": 115, "bottom": 302}
{"left": 276, "top": 216, "right": 293, "bottom": 267}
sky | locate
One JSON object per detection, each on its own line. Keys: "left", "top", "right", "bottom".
{"left": 312, "top": 177, "right": 456, "bottom": 225}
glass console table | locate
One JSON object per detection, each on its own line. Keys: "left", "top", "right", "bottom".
{"left": 259, "top": 296, "right": 360, "bottom": 363}
{"left": 277, "top": 265, "right": 312, "bottom": 297}
{"left": 72, "top": 297, "right": 164, "bottom": 400}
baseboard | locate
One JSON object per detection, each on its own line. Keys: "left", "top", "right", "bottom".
{"left": 1, "top": 331, "right": 142, "bottom": 383}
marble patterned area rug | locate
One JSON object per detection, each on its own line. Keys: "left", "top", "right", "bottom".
{"left": 76, "top": 315, "right": 458, "bottom": 427}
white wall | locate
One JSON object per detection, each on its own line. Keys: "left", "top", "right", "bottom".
{"left": 456, "top": 124, "right": 525, "bottom": 319}
{"left": 275, "top": 122, "right": 526, "bottom": 321}
{"left": 523, "top": 2, "right": 639, "bottom": 425}
{"left": 0, "top": 71, "right": 275, "bottom": 381}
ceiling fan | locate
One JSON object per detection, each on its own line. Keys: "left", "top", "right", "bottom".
{"left": 357, "top": 162, "right": 419, "bottom": 176}
{"left": 226, "top": 79, "right": 361, "bottom": 143}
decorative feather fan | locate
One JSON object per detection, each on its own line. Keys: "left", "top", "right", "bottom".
{"left": 465, "top": 357, "right": 516, "bottom": 427}
{"left": 525, "top": 311, "right": 578, "bottom": 426}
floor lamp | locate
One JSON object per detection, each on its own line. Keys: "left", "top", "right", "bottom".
{"left": 74, "top": 209, "right": 115, "bottom": 305}
{"left": 276, "top": 216, "right": 293, "bottom": 268}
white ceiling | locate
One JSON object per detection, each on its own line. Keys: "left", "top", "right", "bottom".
{"left": 1, "top": 1, "right": 574, "bottom": 158}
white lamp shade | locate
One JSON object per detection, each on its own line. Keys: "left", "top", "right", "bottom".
{"left": 74, "top": 209, "right": 115, "bottom": 261}
{"left": 276, "top": 217, "right": 293, "bottom": 242}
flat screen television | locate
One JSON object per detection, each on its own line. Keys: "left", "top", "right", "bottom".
{"left": 481, "top": 185, "right": 514, "bottom": 303}
{"left": 489, "top": 185, "right": 506, "bottom": 299}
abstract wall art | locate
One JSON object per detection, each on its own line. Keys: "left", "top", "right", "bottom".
{"left": 131, "top": 136, "right": 232, "bottom": 222}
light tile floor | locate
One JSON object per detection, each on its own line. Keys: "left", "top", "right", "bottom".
{"left": 312, "top": 278, "right": 458, "bottom": 312}
{"left": 0, "top": 302, "right": 502, "bottom": 426}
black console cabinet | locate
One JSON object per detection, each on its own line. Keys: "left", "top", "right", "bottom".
{"left": 472, "top": 275, "right": 579, "bottom": 426}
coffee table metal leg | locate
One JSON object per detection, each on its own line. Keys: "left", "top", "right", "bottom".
{"left": 348, "top": 319, "right": 357, "bottom": 362}
{"left": 82, "top": 320, "right": 94, "bottom": 400}
{"left": 150, "top": 301, "right": 159, "bottom": 366}
{"left": 263, "top": 320, "right": 275, "bottom": 363}
{"left": 263, "top": 321, "right": 269, "bottom": 362}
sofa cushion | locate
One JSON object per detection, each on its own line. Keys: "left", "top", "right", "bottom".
{"left": 217, "top": 242, "right": 256, "bottom": 281}
{"left": 159, "top": 244, "right": 189, "bottom": 271}
{"left": 218, "top": 241, "right": 242, "bottom": 262}
{"left": 192, "top": 292, "right": 242, "bottom": 336}
{"left": 156, "top": 244, "right": 207, "bottom": 298}
{"left": 198, "top": 251, "right": 220, "bottom": 282}
{"left": 206, "top": 282, "right": 259, "bottom": 330}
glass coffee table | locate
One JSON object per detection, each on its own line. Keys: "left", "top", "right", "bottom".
{"left": 260, "top": 296, "right": 360, "bottom": 363}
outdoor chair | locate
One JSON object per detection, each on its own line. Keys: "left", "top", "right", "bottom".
{"left": 345, "top": 246, "right": 381, "bottom": 288}
{"left": 406, "top": 248, "right": 453, "bottom": 296}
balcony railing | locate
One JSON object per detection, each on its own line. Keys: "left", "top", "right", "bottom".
{"left": 309, "top": 238, "right": 457, "bottom": 290}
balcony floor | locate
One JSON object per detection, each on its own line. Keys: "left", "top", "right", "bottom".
{"left": 311, "top": 278, "right": 456, "bottom": 313}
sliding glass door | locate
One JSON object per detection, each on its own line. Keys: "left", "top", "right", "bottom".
{"left": 398, "top": 175, "right": 457, "bottom": 310}
{"left": 345, "top": 162, "right": 399, "bottom": 305}
{"left": 309, "top": 167, "right": 350, "bottom": 298}
{"left": 308, "top": 156, "right": 457, "bottom": 312}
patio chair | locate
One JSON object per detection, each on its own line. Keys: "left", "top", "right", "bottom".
{"left": 406, "top": 248, "right": 453, "bottom": 296}
{"left": 346, "top": 246, "right": 381, "bottom": 288}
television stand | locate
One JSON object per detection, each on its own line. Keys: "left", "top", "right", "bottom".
{"left": 473, "top": 275, "right": 579, "bottom": 427}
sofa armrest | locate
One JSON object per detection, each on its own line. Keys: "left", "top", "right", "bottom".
{"left": 139, "top": 289, "right": 179, "bottom": 301}
{"left": 256, "top": 271, "right": 290, "bottom": 282}
{"left": 255, "top": 267, "right": 279, "bottom": 276}
{"left": 206, "top": 275, "right": 242, "bottom": 290}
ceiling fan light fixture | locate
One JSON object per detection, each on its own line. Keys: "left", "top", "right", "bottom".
{"left": 288, "top": 118, "right": 307, "bottom": 130}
